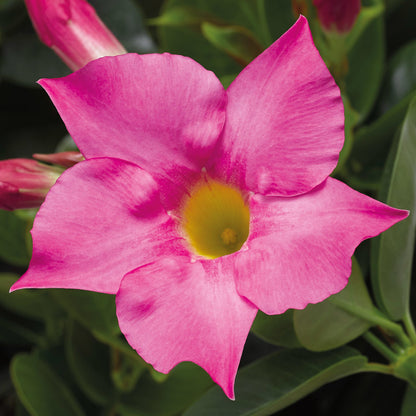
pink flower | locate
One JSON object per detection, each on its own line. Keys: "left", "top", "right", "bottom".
{"left": 0, "top": 159, "right": 61, "bottom": 210}
{"left": 313, "top": 0, "right": 361, "bottom": 33}
{"left": 24, "top": 0, "right": 126, "bottom": 70}
{"left": 10, "top": 17, "right": 407, "bottom": 398}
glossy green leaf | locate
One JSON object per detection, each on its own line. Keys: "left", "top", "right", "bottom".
{"left": 201, "top": 23, "right": 263, "bottom": 66}
{"left": 294, "top": 258, "right": 373, "bottom": 351}
{"left": 66, "top": 321, "right": 114, "bottom": 405}
{"left": 401, "top": 386, "right": 416, "bottom": 416}
{"left": 184, "top": 347, "right": 367, "bottom": 416}
{"left": 158, "top": 0, "right": 262, "bottom": 77}
{"left": 11, "top": 353, "right": 85, "bottom": 416}
{"left": 347, "top": 93, "right": 413, "bottom": 190}
{"left": 251, "top": 309, "right": 301, "bottom": 348}
{"left": 118, "top": 362, "right": 213, "bottom": 416}
{"left": 371, "top": 97, "right": 416, "bottom": 320}
{"left": 378, "top": 40, "right": 416, "bottom": 114}
{"left": 345, "top": 12, "right": 384, "bottom": 120}
{"left": 0, "top": 210, "right": 31, "bottom": 266}
{"left": 51, "top": 289, "right": 119, "bottom": 336}
{"left": 149, "top": 5, "right": 214, "bottom": 26}
{"left": 333, "top": 95, "right": 360, "bottom": 175}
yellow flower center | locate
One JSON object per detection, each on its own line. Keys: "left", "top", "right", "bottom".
{"left": 181, "top": 179, "right": 250, "bottom": 259}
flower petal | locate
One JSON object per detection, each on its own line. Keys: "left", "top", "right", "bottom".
{"left": 116, "top": 255, "right": 257, "bottom": 399}
{"left": 234, "top": 178, "right": 408, "bottom": 314}
{"left": 39, "top": 53, "right": 226, "bottom": 207}
{"left": 211, "top": 16, "right": 344, "bottom": 196}
{"left": 11, "top": 158, "right": 186, "bottom": 294}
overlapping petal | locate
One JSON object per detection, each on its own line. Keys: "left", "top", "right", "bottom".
{"left": 234, "top": 178, "right": 408, "bottom": 314}
{"left": 116, "top": 255, "right": 257, "bottom": 399}
{"left": 210, "top": 16, "right": 344, "bottom": 197}
{"left": 39, "top": 53, "right": 227, "bottom": 206}
{"left": 11, "top": 158, "right": 187, "bottom": 294}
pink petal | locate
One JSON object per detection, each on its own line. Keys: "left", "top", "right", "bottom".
{"left": 116, "top": 255, "right": 257, "bottom": 399}
{"left": 39, "top": 53, "right": 227, "bottom": 207}
{"left": 11, "top": 158, "right": 186, "bottom": 294}
{"left": 210, "top": 16, "right": 344, "bottom": 197}
{"left": 234, "top": 178, "right": 408, "bottom": 314}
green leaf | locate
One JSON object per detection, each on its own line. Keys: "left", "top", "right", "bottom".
{"left": 294, "top": 258, "right": 373, "bottom": 351}
{"left": 401, "top": 386, "right": 416, "bottom": 416}
{"left": 184, "top": 347, "right": 367, "bottom": 416}
{"left": 378, "top": 40, "right": 416, "bottom": 114}
{"left": 66, "top": 321, "right": 114, "bottom": 405}
{"left": 118, "top": 362, "right": 213, "bottom": 416}
{"left": 11, "top": 353, "right": 86, "bottom": 416}
{"left": 0, "top": 210, "right": 31, "bottom": 266}
{"left": 158, "top": 0, "right": 263, "bottom": 77}
{"left": 347, "top": 93, "right": 413, "bottom": 190}
{"left": 345, "top": 12, "right": 384, "bottom": 120}
{"left": 201, "top": 23, "right": 263, "bottom": 66}
{"left": 51, "top": 289, "right": 119, "bottom": 336}
{"left": 371, "top": 96, "right": 416, "bottom": 320}
{"left": 251, "top": 309, "right": 301, "bottom": 348}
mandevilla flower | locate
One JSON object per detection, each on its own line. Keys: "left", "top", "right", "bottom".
{"left": 24, "top": 0, "right": 126, "bottom": 70}
{"left": 313, "top": 0, "right": 361, "bottom": 33}
{"left": 0, "top": 159, "right": 62, "bottom": 210}
{"left": 10, "top": 17, "right": 407, "bottom": 398}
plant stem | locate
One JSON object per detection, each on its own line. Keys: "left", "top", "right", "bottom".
{"left": 403, "top": 309, "right": 416, "bottom": 344}
{"left": 362, "top": 331, "right": 399, "bottom": 362}
{"left": 331, "top": 298, "right": 412, "bottom": 348}
{"left": 362, "top": 362, "right": 395, "bottom": 376}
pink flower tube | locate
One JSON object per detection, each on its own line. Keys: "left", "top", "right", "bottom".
{"left": 313, "top": 0, "right": 361, "bottom": 33}
{"left": 33, "top": 151, "right": 84, "bottom": 168}
{"left": 24, "top": 0, "right": 126, "bottom": 70}
{"left": 11, "top": 17, "right": 407, "bottom": 398}
{"left": 0, "top": 159, "right": 61, "bottom": 210}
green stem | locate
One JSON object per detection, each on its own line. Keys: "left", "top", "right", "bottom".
{"left": 331, "top": 298, "right": 412, "bottom": 348}
{"left": 256, "top": 0, "right": 273, "bottom": 45}
{"left": 362, "top": 362, "right": 395, "bottom": 376}
{"left": 362, "top": 331, "right": 399, "bottom": 362}
{"left": 403, "top": 309, "right": 416, "bottom": 344}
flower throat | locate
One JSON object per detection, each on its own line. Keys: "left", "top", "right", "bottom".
{"left": 182, "top": 179, "right": 250, "bottom": 259}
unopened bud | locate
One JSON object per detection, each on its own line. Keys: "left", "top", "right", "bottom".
{"left": 33, "top": 151, "right": 84, "bottom": 168}
{"left": 24, "top": 0, "right": 127, "bottom": 70}
{"left": 313, "top": 0, "right": 361, "bottom": 33}
{"left": 0, "top": 159, "right": 62, "bottom": 210}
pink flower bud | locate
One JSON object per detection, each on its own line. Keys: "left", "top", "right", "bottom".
{"left": 24, "top": 0, "right": 127, "bottom": 70}
{"left": 33, "top": 151, "right": 84, "bottom": 168}
{"left": 313, "top": 0, "right": 361, "bottom": 33}
{"left": 0, "top": 159, "right": 62, "bottom": 210}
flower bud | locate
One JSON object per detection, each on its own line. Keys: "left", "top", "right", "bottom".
{"left": 33, "top": 151, "right": 84, "bottom": 168}
{"left": 24, "top": 0, "right": 127, "bottom": 70}
{"left": 0, "top": 159, "right": 62, "bottom": 210}
{"left": 313, "top": 0, "right": 361, "bottom": 33}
